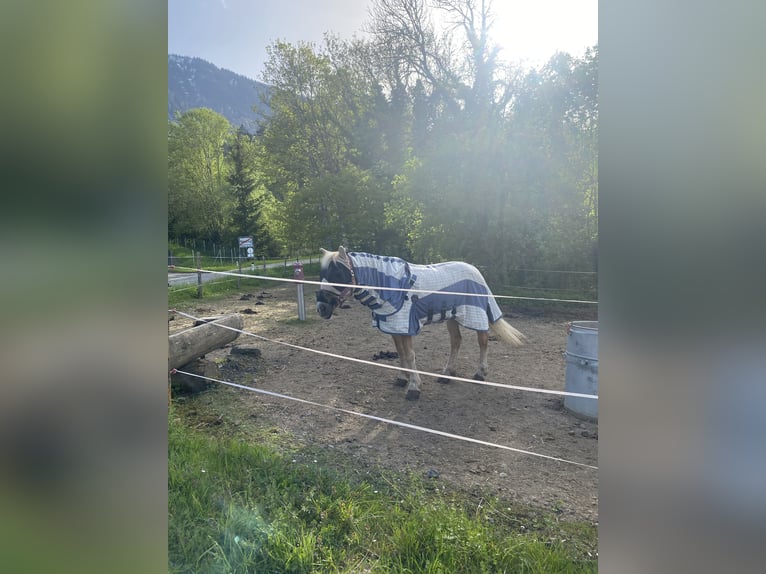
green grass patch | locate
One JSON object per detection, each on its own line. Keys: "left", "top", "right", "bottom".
{"left": 168, "top": 263, "right": 322, "bottom": 308}
{"left": 280, "top": 316, "right": 321, "bottom": 327}
{"left": 169, "top": 412, "right": 597, "bottom": 573}
{"left": 168, "top": 242, "right": 323, "bottom": 272}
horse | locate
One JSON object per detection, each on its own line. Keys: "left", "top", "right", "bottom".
{"left": 315, "top": 246, "right": 526, "bottom": 400}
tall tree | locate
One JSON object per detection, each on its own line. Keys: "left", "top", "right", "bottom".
{"left": 226, "top": 126, "right": 277, "bottom": 255}
{"left": 168, "top": 108, "right": 233, "bottom": 242}
{"left": 227, "top": 127, "right": 257, "bottom": 238}
{"left": 259, "top": 39, "right": 402, "bottom": 252}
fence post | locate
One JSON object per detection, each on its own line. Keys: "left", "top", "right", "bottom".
{"left": 196, "top": 252, "right": 203, "bottom": 298}
{"left": 237, "top": 259, "right": 242, "bottom": 290}
{"left": 294, "top": 262, "right": 305, "bottom": 321}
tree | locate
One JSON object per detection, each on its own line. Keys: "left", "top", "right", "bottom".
{"left": 168, "top": 108, "right": 233, "bottom": 242}
{"left": 226, "top": 127, "right": 276, "bottom": 255}
{"left": 227, "top": 127, "right": 257, "bottom": 236}
{"left": 503, "top": 48, "right": 599, "bottom": 275}
{"left": 244, "top": 9, "right": 598, "bottom": 285}
{"left": 258, "top": 39, "right": 406, "bottom": 253}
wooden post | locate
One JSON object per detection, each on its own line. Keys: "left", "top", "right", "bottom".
{"left": 237, "top": 259, "right": 242, "bottom": 289}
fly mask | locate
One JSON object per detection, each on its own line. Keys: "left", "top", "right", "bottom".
{"left": 315, "top": 255, "right": 355, "bottom": 319}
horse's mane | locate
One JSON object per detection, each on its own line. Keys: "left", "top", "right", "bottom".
{"left": 320, "top": 250, "right": 337, "bottom": 269}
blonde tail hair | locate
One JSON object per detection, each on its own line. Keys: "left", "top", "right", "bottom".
{"left": 490, "top": 318, "right": 527, "bottom": 347}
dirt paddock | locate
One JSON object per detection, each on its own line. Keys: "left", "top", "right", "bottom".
{"left": 170, "top": 284, "right": 598, "bottom": 524}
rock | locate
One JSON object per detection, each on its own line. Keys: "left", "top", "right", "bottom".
{"left": 230, "top": 346, "right": 262, "bottom": 357}
{"left": 171, "top": 358, "right": 217, "bottom": 395}
{"left": 372, "top": 350, "right": 399, "bottom": 361}
{"left": 425, "top": 469, "right": 440, "bottom": 479}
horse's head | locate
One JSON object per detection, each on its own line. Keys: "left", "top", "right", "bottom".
{"left": 316, "top": 246, "right": 354, "bottom": 319}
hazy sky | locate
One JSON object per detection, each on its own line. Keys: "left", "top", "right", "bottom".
{"left": 168, "top": 0, "right": 598, "bottom": 81}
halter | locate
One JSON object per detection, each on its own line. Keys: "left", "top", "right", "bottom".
{"left": 319, "top": 254, "right": 357, "bottom": 303}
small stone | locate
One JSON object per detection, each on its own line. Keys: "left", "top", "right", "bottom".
{"left": 230, "top": 346, "right": 261, "bottom": 357}
{"left": 425, "top": 469, "right": 440, "bottom": 479}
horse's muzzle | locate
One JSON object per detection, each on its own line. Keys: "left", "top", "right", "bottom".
{"left": 315, "top": 290, "right": 338, "bottom": 319}
{"left": 316, "top": 300, "right": 335, "bottom": 319}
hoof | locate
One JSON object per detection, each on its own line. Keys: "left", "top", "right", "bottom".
{"left": 406, "top": 388, "right": 421, "bottom": 400}
{"left": 436, "top": 377, "right": 450, "bottom": 384}
{"left": 394, "top": 378, "right": 408, "bottom": 387}
{"left": 472, "top": 373, "right": 485, "bottom": 381}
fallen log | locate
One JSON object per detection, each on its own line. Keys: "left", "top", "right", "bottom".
{"left": 192, "top": 315, "right": 226, "bottom": 327}
{"left": 168, "top": 314, "right": 243, "bottom": 370}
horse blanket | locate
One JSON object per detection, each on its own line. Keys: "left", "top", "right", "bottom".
{"left": 347, "top": 252, "right": 503, "bottom": 336}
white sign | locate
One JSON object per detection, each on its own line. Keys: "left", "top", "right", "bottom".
{"left": 238, "top": 236, "right": 253, "bottom": 248}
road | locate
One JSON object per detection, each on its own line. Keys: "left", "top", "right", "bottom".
{"left": 168, "top": 259, "right": 315, "bottom": 288}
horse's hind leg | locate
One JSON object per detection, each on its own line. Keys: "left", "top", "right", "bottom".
{"left": 391, "top": 335, "right": 408, "bottom": 387}
{"left": 473, "top": 330, "right": 490, "bottom": 381}
{"left": 438, "top": 319, "right": 462, "bottom": 384}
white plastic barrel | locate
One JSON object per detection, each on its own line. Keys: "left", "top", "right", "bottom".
{"left": 564, "top": 321, "right": 598, "bottom": 419}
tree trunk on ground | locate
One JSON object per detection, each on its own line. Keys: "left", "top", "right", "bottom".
{"left": 168, "top": 314, "right": 243, "bottom": 370}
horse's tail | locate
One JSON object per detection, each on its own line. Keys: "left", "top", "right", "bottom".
{"left": 490, "top": 317, "right": 527, "bottom": 347}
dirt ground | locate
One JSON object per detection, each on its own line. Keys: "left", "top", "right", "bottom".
{"left": 170, "top": 284, "right": 598, "bottom": 525}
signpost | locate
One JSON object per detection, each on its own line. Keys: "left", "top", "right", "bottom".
{"left": 238, "top": 236, "right": 254, "bottom": 249}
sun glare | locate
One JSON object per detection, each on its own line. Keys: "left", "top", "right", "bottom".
{"left": 486, "top": 1, "right": 597, "bottom": 67}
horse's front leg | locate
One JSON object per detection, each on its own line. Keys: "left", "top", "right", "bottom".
{"left": 474, "top": 330, "right": 490, "bottom": 381}
{"left": 393, "top": 335, "right": 421, "bottom": 399}
{"left": 438, "top": 319, "right": 462, "bottom": 384}
{"left": 391, "top": 335, "right": 408, "bottom": 387}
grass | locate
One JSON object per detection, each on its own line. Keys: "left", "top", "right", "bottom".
{"left": 168, "top": 262, "right": 322, "bottom": 308}
{"left": 169, "top": 411, "right": 597, "bottom": 573}
{"left": 168, "top": 243, "right": 322, "bottom": 272}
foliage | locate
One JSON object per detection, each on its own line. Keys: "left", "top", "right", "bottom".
{"left": 227, "top": 127, "right": 279, "bottom": 255}
{"left": 169, "top": 412, "right": 597, "bottom": 573}
{"left": 167, "top": 261, "right": 322, "bottom": 307}
{"left": 168, "top": 109, "right": 280, "bottom": 255}
{"left": 167, "top": 1, "right": 598, "bottom": 291}
{"left": 168, "top": 108, "right": 233, "bottom": 242}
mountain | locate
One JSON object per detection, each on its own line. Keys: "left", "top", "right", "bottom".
{"left": 168, "top": 54, "right": 271, "bottom": 133}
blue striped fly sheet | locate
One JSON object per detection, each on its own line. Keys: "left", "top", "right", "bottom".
{"left": 347, "top": 252, "right": 503, "bottom": 336}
